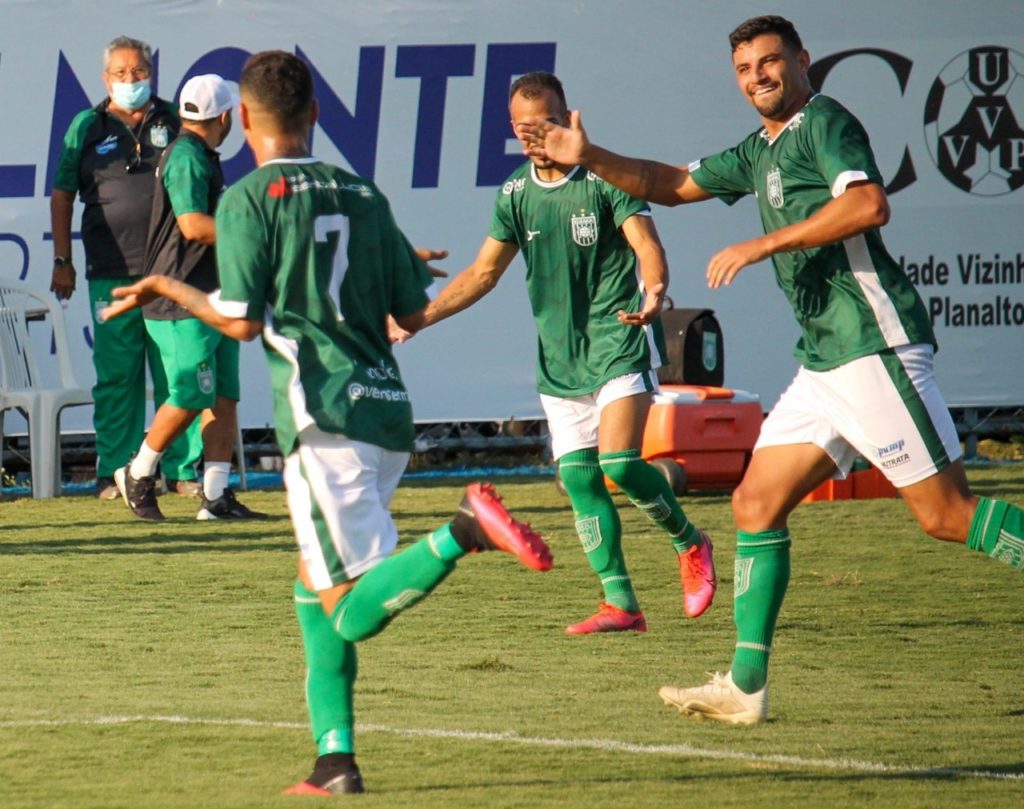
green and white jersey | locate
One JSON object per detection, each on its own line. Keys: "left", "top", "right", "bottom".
{"left": 489, "top": 162, "right": 667, "bottom": 397}
{"left": 211, "top": 157, "right": 433, "bottom": 455}
{"left": 690, "top": 94, "right": 935, "bottom": 370}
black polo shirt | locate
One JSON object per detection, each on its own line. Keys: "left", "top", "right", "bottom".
{"left": 142, "top": 130, "right": 224, "bottom": 320}
{"left": 53, "top": 97, "right": 179, "bottom": 279}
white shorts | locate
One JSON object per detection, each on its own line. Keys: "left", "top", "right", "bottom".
{"left": 756, "top": 344, "right": 961, "bottom": 487}
{"left": 540, "top": 371, "right": 659, "bottom": 461}
{"left": 283, "top": 426, "right": 409, "bottom": 591}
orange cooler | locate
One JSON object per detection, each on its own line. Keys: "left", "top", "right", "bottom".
{"left": 641, "top": 385, "right": 763, "bottom": 491}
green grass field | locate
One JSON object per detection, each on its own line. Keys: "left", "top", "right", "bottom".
{"left": 2, "top": 466, "right": 1022, "bottom": 808}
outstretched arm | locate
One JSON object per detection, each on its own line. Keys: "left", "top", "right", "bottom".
{"left": 706, "top": 181, "right": 890, "bottom": 288}
{"left": 618, "top": 214, "right": 668, "bottom": 326}
{"left": 397, "top": 237, "right": 519, "bottom": 335}
{"left": 518, "top": 110, "right": 713, "bottom": 207}
{"left": 101, "top": 276, "right": 263, "bottom": 341}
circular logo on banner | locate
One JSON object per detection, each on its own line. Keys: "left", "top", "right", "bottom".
{"left": 923, "top": 46, "right": 1024, "bottom": 196}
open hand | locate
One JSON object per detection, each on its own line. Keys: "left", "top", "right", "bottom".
{"left": 617, "top": 282, "right": 665, "bottom": 326}
{"left": 517, "top": 109, "right": 589, "bottom": 166}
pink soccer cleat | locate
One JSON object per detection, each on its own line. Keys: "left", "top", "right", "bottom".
{"left": 679, "top": 531, "right": 717, "bottom": 618}
{"left": 458, "top": 482, "right": 553, "bottom": 571}
{"left": 565, "top": 602, "right": 647, "bottom": 635}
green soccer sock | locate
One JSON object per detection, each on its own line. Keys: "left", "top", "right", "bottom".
{"left": 599, "top": 449, "right": 700, "bottom": 552}
{"left": 559, "top": 449, "right": 639, "bottom": 612}
{"left": 294, "top": 580, "right": 357, "bottom": 755}
{"left": 730, "top": 529, "right": 791, "bottom": 694}
{"left": 330, "top": 525, "right": 460, "bottom": 642}
{"left": 967, "top": 497, "right": 1024, "bottom": 571}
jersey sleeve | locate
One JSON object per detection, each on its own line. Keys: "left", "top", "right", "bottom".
{"left": 487, "top": 185, "right": 518, "bottom": 245}
{"left": 377, "top": 199, "right": 430, "bottom": 318}
{"left": 163, "top": 138, "right": 213, "bottom": 216}
{"left": 600, "top": 178, "right": 650, "bottom": 228}
{"left": 807, "top": 106, "right": 885, "bottom": 198}
{"left": 688, "top": 141, "right": 756, "bottom": 205}
{"left": 212, "top": 184, "right": 271, "bottom": 320}
{"left": 52, "top": 109, "right": 96, "bottom": 193}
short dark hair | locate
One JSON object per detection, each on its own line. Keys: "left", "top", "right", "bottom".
{"left": 509, "top": 71, "right": 567, "bottom": 111}
{"left": 729, "top": 15, "right": 803, "bottom": 53}
{"left": 240, "top": 50, "right": 313, "bottom": 130}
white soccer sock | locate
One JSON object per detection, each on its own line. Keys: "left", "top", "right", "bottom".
{"left": 130, "top": 441, "right": 163, "bottom": 479}
{"left": 204, "top": 462, "right": 231, "bottom": 500}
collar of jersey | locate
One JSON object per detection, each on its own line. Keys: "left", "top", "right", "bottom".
{"left": 759, "top": 92, "right": 820, "bottom": 146}
{"left": 261, "top": 156, "right": 320, "bottom": 167}
{"left": 530, "top": 163, "right": 581, "bottom": 188}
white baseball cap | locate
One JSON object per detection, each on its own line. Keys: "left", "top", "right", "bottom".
{"left": 178, "top": 74, "right": 239, "bottom": 121}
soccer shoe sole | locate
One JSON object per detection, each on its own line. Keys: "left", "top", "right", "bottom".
{"left": 463, "top": 482, "right": 553, "bottom": 571}
{"left": 658, "top": 685, "right": 765, "bottom": 725}
{"left": 283, "top": 771, "right": 365, "bottom": 795}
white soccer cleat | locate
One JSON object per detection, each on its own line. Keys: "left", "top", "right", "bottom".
{"left": 659, "top": 671, "right": 767, "bottom": 725}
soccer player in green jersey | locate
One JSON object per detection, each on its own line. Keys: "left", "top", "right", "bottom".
{"left": 103, "top": 50, "right": 553, "bottom": 796}
{"left": 115, "top": 73, "right": 265, "bottom": 523}
{"left": 412, "top": 72, "right": 717, "bottom": 635}
{"left": 521, "top": 15, "right": 1024, "bottom": 722}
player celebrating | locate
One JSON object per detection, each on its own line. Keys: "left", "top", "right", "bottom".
{"left": 520, "top": 14, "right": 1024, "bottom": 723}
{"left": 411, "top": 71, "right": 716, "bottom": 634}
{"left": 104, "top": 50, "right": 552, "bottom": 795}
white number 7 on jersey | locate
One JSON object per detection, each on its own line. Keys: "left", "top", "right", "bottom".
{"left": 314, "top": 213, "right": 351, "bottom": 322}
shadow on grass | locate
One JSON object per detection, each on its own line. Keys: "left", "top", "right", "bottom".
{"left": 366, "top": 760, "right": 1024, "bottom": 796}
{"left": 0, "top": 530, "right": 294, "bottom": 556}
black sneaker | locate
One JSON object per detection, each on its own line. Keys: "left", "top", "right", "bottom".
{"left": 114, "top": 466, "right": 165, "bottom": 521}
{"left": 196, "top": 487, "right": 268, "bottom": 521}
{"left": 283, "top": 754, "right": 365, "bottom": 796}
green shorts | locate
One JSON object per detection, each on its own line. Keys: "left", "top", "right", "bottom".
{"left": 144, "top": 317, "right": 240, "bottom": 410}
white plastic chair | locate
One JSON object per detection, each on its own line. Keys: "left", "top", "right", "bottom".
{"left": 0, "top": 279, "right": 93, "bottom": 498}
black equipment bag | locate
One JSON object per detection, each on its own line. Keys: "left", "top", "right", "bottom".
{"left": 655, "top": 304, "right": 724, "bottom": 386}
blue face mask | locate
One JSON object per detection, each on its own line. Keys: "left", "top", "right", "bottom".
{"left": 110, "top": 79, "right": 152, "bottom": 111}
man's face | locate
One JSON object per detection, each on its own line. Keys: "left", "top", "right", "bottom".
{"left": 103, "top": 48, "right": 150, "bottom": 93}
{"left": 731, "top": 33, "right": 810, "bottom": 122}
{"left": 510, "top": 88, "right": 567, "bottom": 170}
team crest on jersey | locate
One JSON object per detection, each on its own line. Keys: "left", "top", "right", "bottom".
{"left": 571, "top": 210, "right": 598, "bottom": 246}
{"left": 150, "top": 125, "right": 169, "bottom": 149}
{"left": 766, "top": 167, "right": 785, "bottom": 208}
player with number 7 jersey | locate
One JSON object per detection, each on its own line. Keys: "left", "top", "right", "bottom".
{"left": 213, "top": 157, "right": 435, "bottom": 457}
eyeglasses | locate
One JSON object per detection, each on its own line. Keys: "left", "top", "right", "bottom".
{"left": 107, "top": 66, "right": 151, "bottom": 82}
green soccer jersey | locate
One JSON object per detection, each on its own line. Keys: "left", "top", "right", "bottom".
{"left": 489, "top": 163, "right": 667, "bottom": 397}
{"left": 212, "top": 157, "right": 433, "bottom": 455}
{"left": 690, "top": 94, "right": 935, "bottom": 370}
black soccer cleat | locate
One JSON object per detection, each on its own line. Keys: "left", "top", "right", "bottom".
{"left": 114, "top": 465, "right": 165, "bottom": 521}
{"left": 196, "top": 487, "right": 269, "bottom": 521}
{"left": 283, "top": 754, "right": 365, "bottom": 796}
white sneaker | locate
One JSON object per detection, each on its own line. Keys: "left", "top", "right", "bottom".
{"left": 659, "top": 671, "right": 767, "bottom": 725}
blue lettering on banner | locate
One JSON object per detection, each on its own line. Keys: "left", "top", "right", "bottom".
{"left": 0, "top": 41, "right": 557, "bottom": 197}
{"left": 395, "top": 44, "right": 476, "bottom": 188}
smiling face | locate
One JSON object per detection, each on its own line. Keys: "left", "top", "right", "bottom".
{"left": 732, "top": 33, "right": 811, "bottom": 126}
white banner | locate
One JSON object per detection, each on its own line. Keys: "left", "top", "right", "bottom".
{"left": 1, "top": 0, "right": 1021, "bottom": 433}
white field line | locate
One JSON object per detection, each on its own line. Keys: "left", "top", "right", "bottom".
{"left": 1, "top": 714, "right": 1021, "bottom": 782}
